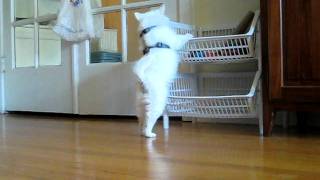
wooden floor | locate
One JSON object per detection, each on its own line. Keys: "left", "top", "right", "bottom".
{"left": 0, "top": 115, "right": 320, "bottom": 179}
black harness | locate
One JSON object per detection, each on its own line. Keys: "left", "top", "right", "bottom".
{"left": 139, "top": 25, "right": 157, "bottom": 38}
{"left": 140, "top": 26, "right": 171, "bottom": 55}
{"left": 142, "top": 42, "right": 170, "bottom": 55}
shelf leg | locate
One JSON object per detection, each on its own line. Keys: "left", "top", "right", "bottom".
{"left": 257, "top": 81, "right": 264, "bottom": 136}
{"left": 192, "top": 118, "right": 198, "bottom": 124}
{"left": 264, "top": 109, "right": 275, "bottom": 136}
{"left": 297, "top": 112, "right": 308, "bottom": 133}
{"left": 258, "top": 108, "right": 264, "bottom": 136}
{"left": 163, "top": 111, "right": 169, "bottom": 129}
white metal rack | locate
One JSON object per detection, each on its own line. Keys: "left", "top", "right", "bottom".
{"left": 179, "top": 11, "right": 260, "bottom": 64}
{"left": 164, "top": 11, "right": 263, "bottom": 135}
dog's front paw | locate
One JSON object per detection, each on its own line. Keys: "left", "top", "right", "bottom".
{"left": 185, "top": 33, "right": 194, "bottom": 40}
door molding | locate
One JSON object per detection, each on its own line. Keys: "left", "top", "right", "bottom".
{"left": 0, "top": 0, "right": 6, "bottom": 113}
{"left": 0, "top": 57, "right": 5, "bottom": 113}
{"left": 0, "top": 0, "right": 4, "bottom": 58}
{"left": 72, "top": 44, "right": 79, "bottom": 114}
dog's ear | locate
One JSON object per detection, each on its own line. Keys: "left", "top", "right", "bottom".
{"left": 158, "top": 5, "right": 165, "bottom": 15}
{"left": 134, "top": 12, "right": 142, "bottom": 20}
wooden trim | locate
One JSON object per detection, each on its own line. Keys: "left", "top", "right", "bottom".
{"left": 272, "top": 102, "right": 320, "bottom": 112}
{"left": 268, "top": 0, "right": 283, "bottom": 100}
{"left": 261, "top": 0, "right": 275, "bottom": 136}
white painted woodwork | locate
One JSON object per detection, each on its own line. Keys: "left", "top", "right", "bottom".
{"left": 0, "top": 0, "right": 3, "bottom": 58}
{"left": 3, "top": 0, "right": 189, "bottom": 116}
{"left": 77, "top": 41, "right": 136, "bottom": 115}
{"left": 5, "top": 42, "right": 73, "bottom": 113}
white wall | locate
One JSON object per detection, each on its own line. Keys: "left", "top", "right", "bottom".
{"left": 193, "top": 0, "right": 260, "bottom": 73}
{"left": 194, "top": 0, "right": 260, "bottom": 28}
{"left": 178, "top": 0, "right": 195, "bottom": 24}
{"left": 164, "top": 0, "right": 178, "bottom": 21}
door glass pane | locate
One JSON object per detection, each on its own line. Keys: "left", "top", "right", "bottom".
{"left": 38, "top": 0, "right": 60, "bottom": 16}
{"left": 127, "top": 7, "right": 152, "bottom": 62}
{"left": 15, "top": 25, "right": 35, "bottom": 68}
{"left": 39, "top": 20, "right": 62, "bottom": 66}
{"left": 101, "top": 0, "right": 120, "bottom": 6}
{"left": 90, "top": 11, "right": 122, "bottom": 64}
{"left": 15, "top": 0, "right": 34, "bottom": 20}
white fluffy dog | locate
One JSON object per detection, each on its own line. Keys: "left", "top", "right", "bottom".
{"left": 133, "top": 6, "right": 193, "bottom": 138}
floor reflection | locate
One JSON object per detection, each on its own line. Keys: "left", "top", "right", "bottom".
{"left": 0, "top": 116, "right": 6, "bottom": 150}
{"left": 0, "top": 115, "right": 319, "bottom": 179}
{"left": 145, "top": 130, "right": 171, "bottom": 180}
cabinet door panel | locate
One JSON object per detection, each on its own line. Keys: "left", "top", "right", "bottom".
{"left": 267, "top": 0, "right": 320, "bottom": 102}
{"left": 283, "top": 0, "right": 320, "bottom": 86}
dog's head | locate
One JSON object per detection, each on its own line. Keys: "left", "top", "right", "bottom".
{"left": 134, "top": 5, "right": 170, "bottom": 30}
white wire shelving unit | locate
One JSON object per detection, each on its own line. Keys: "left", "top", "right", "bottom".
{"left": 163, "top": 11, "right": 263, "bottom": 135}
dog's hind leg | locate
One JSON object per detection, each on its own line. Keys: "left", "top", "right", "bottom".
{"left": 136, "top": 82, "right": 148, "bottom": 133}
{"left": 142, "top": 83, "right": 168, "bottom": 138}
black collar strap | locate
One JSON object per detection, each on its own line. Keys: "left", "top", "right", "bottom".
{"left": 140, "top": 26, "right": 157, "bottom": 38}
{"left": 143, "top": 42, "right": 170, "bottom": 55}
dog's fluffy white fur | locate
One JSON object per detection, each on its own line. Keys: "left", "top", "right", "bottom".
{"left": 133, "top": 6, "right": 193, "bottom": 138}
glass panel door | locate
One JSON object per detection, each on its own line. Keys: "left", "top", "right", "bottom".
{"left": 15, "top": 24, "right": 35, "bottom": 68}
{"left": 39, "top": 20, "right": 62, "bottom": 66}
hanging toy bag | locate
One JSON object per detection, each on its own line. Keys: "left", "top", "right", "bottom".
{"left": 53, "top": 0, "right": 95, "bottom": 42}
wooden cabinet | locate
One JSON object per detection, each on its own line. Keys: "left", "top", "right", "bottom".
{"left": 261, "top": 0, "right": 320, "bottom": 135}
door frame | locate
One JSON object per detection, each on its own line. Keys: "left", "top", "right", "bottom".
{"left": 0, "top": 0, "right": 3, "bottom": 57}
{"left": 0, "top": 0, "right": 5, "bottom": 113}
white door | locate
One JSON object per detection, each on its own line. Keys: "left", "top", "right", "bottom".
{"left": 3, "top": 0, "right": 185, "bottom": 115}
{"left": 4, "top": 0, "right": 73, "bottom": 113}
{"left": 77, "top": 1, "right": 165, "bottom": 115}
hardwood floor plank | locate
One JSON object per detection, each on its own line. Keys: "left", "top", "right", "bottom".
{"left": 0, "top": 115, "right": 320, "bottom": 179}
